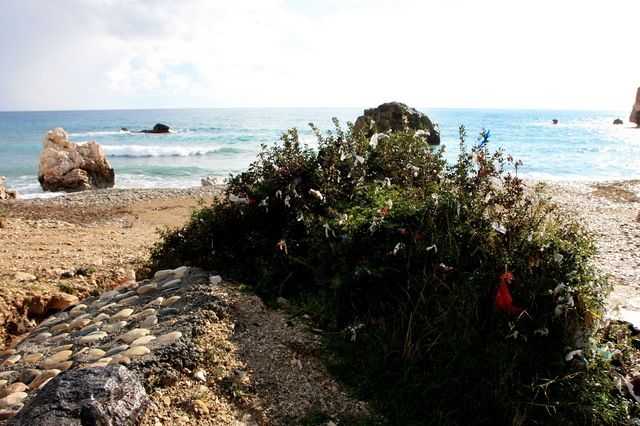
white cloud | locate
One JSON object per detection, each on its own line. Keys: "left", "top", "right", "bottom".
{"left": 0, "top": 0, "right": 638, "bottom": 111}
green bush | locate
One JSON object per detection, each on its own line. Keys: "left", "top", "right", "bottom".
{"left": 147, "top": 119, "right": 629, "bottom": 424}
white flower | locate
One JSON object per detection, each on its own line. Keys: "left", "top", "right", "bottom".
{"left": 393, "top": 243, "right": 405, "bottom": 255}
{"left": 492, "top": 222, "right": 507, "bottom": 234}
{"left": 426, "top": 244, "right": 437, "bottom": 253}
{"left": 309, "top": 189, "right": 324, "bottom": 201}
{"left": 353, "top": 153, "right": 365, "bottom": 166}
{"left": 565, "top": 349, "right": 582, "bottom": 361}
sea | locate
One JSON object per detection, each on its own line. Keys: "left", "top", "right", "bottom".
{"left": 1, "top": 107, "right": 639, "bottom": 198}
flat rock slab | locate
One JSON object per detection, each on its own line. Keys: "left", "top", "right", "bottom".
{"left": 4, "top": 365, "right": 148, "bottom": 425}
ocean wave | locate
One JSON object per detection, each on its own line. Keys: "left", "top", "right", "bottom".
{"left": 102, "top": 145, "right": 244, "bottom": 157}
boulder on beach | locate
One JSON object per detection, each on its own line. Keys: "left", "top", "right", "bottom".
{"left": 613, "top": 118, "right": 624, "bottom": 125}
{"left": 38, "top": 128, "right": 115, "bottom": 193}
{"left": 354, "top": 102, "right": 441, "bottom": 145}
{"left": 0, "top": 176, "right": 20, "bottom": 200}
{"left": 629, "top": 87, "right": 640, "bottom": 127}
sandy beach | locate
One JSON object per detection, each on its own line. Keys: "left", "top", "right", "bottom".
{"left": 0, "top": 180, "right": 639, "bottom": 423}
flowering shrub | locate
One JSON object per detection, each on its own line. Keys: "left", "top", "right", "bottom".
{"left": 148, "top": 119, "right": 629, "bottom": 423}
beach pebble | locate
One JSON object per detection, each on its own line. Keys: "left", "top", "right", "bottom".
{"left": 87, "top": 348, "right": 106, "bottom": 358}
{"left": 72, "top": 326, "right": 100, "bottom": 338}
{"left": 50, "top": 323, "right": 70, "bottom": 332}
{"left": 88, "top": 358, "right": 113, "bottom": 368}
{"left": 155, "top": 331, "right": 182, "bottom": 345}
{"left": 99, "top": 290, "right": 120, "bottom": 301}
{"left": 153, "top": 269, "right": 173, "bottom": 278}
{"left": 0, "top": 383, "right": 28, "bottom": 399}
{"left": 131, "top": 308, "right": 155, "bottom": 319}
{"left": 50, "top": 360, "right": 74, "bottom": 372}
{"left": 161, "top": 296, "right": 181, "bottom": 307}
{"left": 139, "top": 315, "right": 158, "bottom": 328}
{"left": 160, "top": 279, "right": 181, "bottom": 289}
{"left": 20, "top": 353, "right": 44, "bottom": 364}
{"left": 158, "top": 308, "right": 180, "bottom": 316}
{"left": 98, "top": 302, "right": 117, "bottom": 311}
{"left": 122, "top": 346, "right": 151, "bottom": 358}
{"left": 69, "top": 309, "right": 88, "bottom": 318}
{"left": 0, "top": 392, "right": 28, "bottom": 409}
{"left": 102, "top": 320, "right": 128, "bottom": 334}
{"left": 18, "top": 369, "right": 40, "bottom": 386}
{"left": 120, "top": 328, "right": 150, "bottom": 343}
{"left": 108, "top": 356, "right": 131, "bottom": 366}
{"left": 94, "top": 313, "right": 110, "bottom": 322}
{"left": 2, "top": 355, "right": 21, "bottom": 367}
{"left": 209, "top": 275, "right": 222, "bottom": 286}
{"left": 190, "top": 399, "right": 209, "bottom": 415}
{"left": 69, "top": 303, "right": 87, "bottom": 313}
{"left": 51, "top": 344, "right": 73, "bottom": 353}
{"left": 146, "top": 297, "right": 164, "bottom": 307}
{"left": 78, "top": 331, "right": 108, "bottom": 344}
{"left": 105, "top": 345, "right": 130, "bottom": 357}
{"left": 0, "top": 349, "right": 16, "bottom": 360}
{"left": 68, "top": 317, "right": 91, "bottom": 330}
{"left": 29, "top": 369, "right": 61, "bottom": 390}
{"left": 131, "top": 335, "right": 156, "bottom": 347}
{"left": 110, "top": 308, "right": 134, "bottom": 322}
{"left": 136, "top": 283, "right": 157, "bottom": 295}
{"left": 33, "top": 332, "right": 52, "bottom": 342}
{"left": 49, "top": 332, "right": 69, "bottom": 343}
{"left": 39, "top": 351, "right": 73, "bottom": 369}
{"left": 119, "top": 295, "right": 140, "bottom": 306}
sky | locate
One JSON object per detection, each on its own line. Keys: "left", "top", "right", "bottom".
{"left": 0, "top": 0, "right": 638, "bottom": 112}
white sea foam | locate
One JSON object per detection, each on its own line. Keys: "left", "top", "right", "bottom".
{"left": 102, "top": 145, "right": 220, "bottom": 157}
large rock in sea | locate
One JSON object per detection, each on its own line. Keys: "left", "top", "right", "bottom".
{"left": 4, "top": 365, "right": 149, "bottom": 425}
{"left": 38, "top": 128, "right": 115, "bottom": 192}
{"left": 629, "top": 87, "right": 640, "bottom": 127}
{"left": 354, "top": 102, "right": 441, "bottom": 145}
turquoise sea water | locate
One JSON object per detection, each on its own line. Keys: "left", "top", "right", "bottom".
{"left": 0, "top": 107, "right": 638, "bottom": 197}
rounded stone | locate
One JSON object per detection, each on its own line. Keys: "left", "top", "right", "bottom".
{"left": 102, "top": 321, "right": 128, "bottom": 334}
{"left": 78, "top": 331, "right": 108, "bottom": 344}
{"left": 39, "top": 350, "right": 73, "bottom": 369}
{"left": 18, "top": 369, "right": 40, "bottom": 386}
{"left": 68, "top": 317, "right": 91, "bottom": 330}
{"left": 0, "top": 349, "right": 16, "bottom": 360}
{"left": 119, "top": 295, "right": 139, "bottom": 306}
{"left": 87, "top": 348, "right": 106, "bottom": 359}
{"left": 69, "top": 303, "right": 88, "bottom": 313}
{"left": 0, "top": 392, "right": 28, "bottom": 409}
{"left": 122, "top": 346, "right": 151, "bottom": 358}
{"left": 49, "top": 333, "right": 70, "bottom": 343}
{"left": 131, "top": 308, "right": 155, "bottom": 319}
{"left": 110, "top": 308, "right": 134, "bottom": 322}
{"left": 29, "top": 369, "right": 61, "bottom": 390}
{"left": 131, "top": 335, "right": 156, "bottom": 347}
{"left": 108, "top": 356, "right": 131, "bottom": 366}
{"left": 154, "top": 331, "right": 183, "bottom": 345}
{"left": 88, "top": 358, "right": 113, "bottom": 368}
{"left": 50, "top": 344, "right": 73, "bottom": 353}
{"left": 136, "top": 283, "right": 157, "bottom": 295}
{"left": 72, "top": 326, "right": 100, "bottom": 338}
{"left": 51, "top": 360, "right": 74, "bottom": 372}
{"left": 20, "top": 353, "right": 44, "bottom": 364}
{"left": 120, "top": 328, "right": 150, "bottom": 343}
{"left": 0, "top": 382, "right": 28, "bottom": 399}
{"left": 160, "top": 279, "right": 182, "bottom": 290}
{"left": 34, "top": 332, "right": 52, "bottom": 342}
{"left": 50, "top": 323, "right": 70, "bottom": 332}
{"left": 161, "top": 296, "right": 181, "bottom": 307}
{"left": 139, "top": 315, "right": 158, "bottom": 329}
{"left": 69, "top": 309, "right": 88, "bottom": 318}
{"left": 153, "top": 269, "right": 173, "bottom": 278}
{"left": 146, "top": 297, "right": 164, "bottom": 307}
{"left": 94, "top": 313, "right": 110, "bottom": 323}
{"left": 158, "top": 308, "right": 180, "bottom": 316}
{"left": 2, "top": 355, "right": 21, "bottom": 366}
{"left": 99, "top": 290, "right": 120, "bottom": 301}
{"left": 98, "top": 302, "right": 117, "bottom": 312}
{"left": 104, "top": 345, "right": 129, "bottom": 357}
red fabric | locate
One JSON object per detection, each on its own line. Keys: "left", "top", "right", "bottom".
{"left": 493, "top": 273, "right": 523, "bottom": 314}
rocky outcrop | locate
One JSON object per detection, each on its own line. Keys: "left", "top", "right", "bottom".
{"left": 37, "top": 128, "right": 115, "bottom": 193}
{"left": 0, "top": 177, "right": 19, "bottom": 200}
{"left": 613, "top": 118, "right": 624, "bottom": 125}
{"left": 138, "top": 124, "right": 170, "bottom": 134}
{"left": 630, "top": 88, "right": 640, "bottom": 127}
{"left": 354, "top": 102, "right": 441, "bottom": 145}
{"left": 4, "top": 365, "right": 149, "bottom": 425}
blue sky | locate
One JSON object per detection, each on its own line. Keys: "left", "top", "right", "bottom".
{"left": 1, "top": 0, "right": 638, "bottom": 111}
